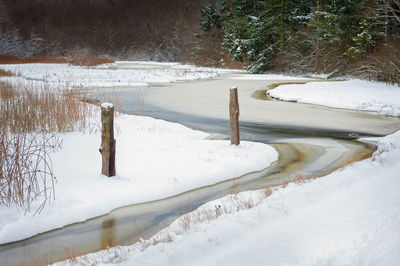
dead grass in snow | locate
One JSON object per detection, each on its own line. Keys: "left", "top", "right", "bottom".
{"left": 0, "top": 68, "right": 16, "bottom": 77}
{"left": 0, "top": 80, "right": 96, "bottom": 212}
{"left": 0, "top": 55, "right": 114, "bottom": 66}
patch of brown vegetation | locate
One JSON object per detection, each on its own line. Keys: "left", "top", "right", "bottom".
{"left": 262, "top": 185, "right": 273, "bottom": 197}
{"left": 0, "top": 55, "right": 114, "bottom": 66}
{"left": 293, "top": 173, "right": 307, "bottom": 183}
{"left": 0, "top": 55, "right": 66, "bottom": 64}
{"left": 68, "top": 57, "right": 115, "bottom": 66}
{"left": 0, "top": 80, "right": 96, "bottom": 213}
{"left": 0, "top": 81, "right": 94, "bottom": 133}
{"left": 0, "top": 68, "right": 16, "bottom": 77}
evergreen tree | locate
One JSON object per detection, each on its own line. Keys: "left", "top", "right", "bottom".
{"left": 199, "top": 0, "right": 398, "bottom": 77}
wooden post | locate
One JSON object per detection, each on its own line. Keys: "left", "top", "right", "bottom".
{"left": 229, "top": 86, "right": 240, "bottom": 145}
{"left": 99, "top": 103, "right": 116, "bottom": 177}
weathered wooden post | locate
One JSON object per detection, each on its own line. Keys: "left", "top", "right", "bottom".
{"left": 99, "top": 103, "right": 116, "bottom": 177}
{"left": 229, "top": 86, "right": 240, "bottom": 145}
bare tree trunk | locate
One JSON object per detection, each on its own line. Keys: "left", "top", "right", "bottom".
{"left": 229, "top": 87, "right": 240, "bottom": 145}
{"left": 289, "top": 21, "right": 293, "bottom": 53}
{"left": 100, "top": 103, "right": 116, "bottom": 177}
{"left": 316, "top": 0, "right": 322, "bottom": 72}
{"left": 385, "top": 8, "right": 389, "bottom": 43}
{"left": 280, "top": 0, "right": 285, "bottom": 51}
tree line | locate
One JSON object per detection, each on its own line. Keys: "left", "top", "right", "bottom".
{"left": 0, "top": 0, "right": 207, "bottom": 61}
{"left": 0, "top": 0, "right": 399, "bottom": 84}
{"left": 199, "top": 0, "right": 400, "bottom": 84}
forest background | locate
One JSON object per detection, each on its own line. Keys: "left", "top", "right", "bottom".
{"left": 0, "top": 0, "right": 399, "bottom": 84}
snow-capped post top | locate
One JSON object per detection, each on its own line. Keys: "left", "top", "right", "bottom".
{"left": 101, "top": 102, "right": 114, "bottom": 110}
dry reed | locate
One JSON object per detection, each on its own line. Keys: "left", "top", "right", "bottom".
{"left": 0, "top": 81, "right": 95, "bottom": 133}
{"left": 0, "top": 80, "right": 95, "bottom": 212}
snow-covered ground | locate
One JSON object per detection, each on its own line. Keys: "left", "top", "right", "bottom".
{"left": 229, "top": 73, "right": 313, "bottom": 81}
{"left": 0, "top": 111, "right": 277, "bottom": 245}
{"left": 57, "top": 78, "right": 400, "bottom": 266}
{"left": 0, "top": 62, "right": 274, "bottom": 245}
{"left": 0, "top": 61, "right": 225, "bottom": 88}
{"left": 2, "top": 62, "right": 399, "bottom": 264}
{"left": 64, "top": 129, "right": 400, "bottom": 266}
{"left": 268, "top": 79, "right": 400, "bottom": 116}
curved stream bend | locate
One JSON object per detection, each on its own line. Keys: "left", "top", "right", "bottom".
{"left": 0, "top": 137, "right": 375, "bottom": 265}
{"left": 1, "top": 66, "right": 398, "bottom": 265}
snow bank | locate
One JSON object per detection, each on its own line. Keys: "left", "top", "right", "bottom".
{"left": 0, "top": 113, "right": 277, "bottom": 244}
{"left": 65, "top": 130, "right": 400, "bottom": 266}
{"left": 0, "top": 61, "right": 220, "bottom": 89}
{"left": 230, "top": 73, "right": 313, "bottom": 81}
{"left": 268, "top": 79, "right": 400, "bottom": 116}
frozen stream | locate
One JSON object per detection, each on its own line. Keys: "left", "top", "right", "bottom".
{"left": 0, "top": 66, "right": 399, "bottom": 265}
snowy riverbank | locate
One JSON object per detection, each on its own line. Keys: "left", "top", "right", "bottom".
{"left": 0, "top": 62, "right": 275, "bottom": 245}
{"left": 0, "top": 112, "right": 277, "bottom": 244}
{"left": 268, "top": 79, "right": 400, "bottom": 116}
{"left": 59, "top": 78, "right": 400, "bottom": 266}
{"left": 67, "top": 129, "right": 400, "bottom": 266}
{"left": 0, "top": 61, "right": 228, "bottom": 88}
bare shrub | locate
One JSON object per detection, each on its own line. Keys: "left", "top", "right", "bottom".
{"left": 0, "top": 29, "right": 43, "bottom": 58}
{"left": 66, "top": 48, "right": 115, "bottom": 67}
{"left": 354, "top": 41, "right": 400, "bottom": 85}
{"left": 69, "top": 57, "right": 114, "bottom": 67}
{"left": 0, "top": 131, "right": 61, "bottom": 213}
{"left": 0, "top": 80, "right": 94, "bottom": 212}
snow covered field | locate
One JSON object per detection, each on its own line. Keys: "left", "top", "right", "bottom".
{"left": 1, "top": 61, "right": 399, "bottom": 265}
{"left": 0, "top": 110, "right": 277, "bottom": 244}
{"left": 0, "top": 62, "right": 277, "bottom": 245}
{"left": 268, "top": 79, "right": 400, "bottom": 116}
{"left": 57, "top": 78, "right": 400, "bottom": 266}
{"left": 0, "top": 61, "right": 223, "bottom": 88}
{"left": 66, "top": 129, "right": 400, "bottom": 266}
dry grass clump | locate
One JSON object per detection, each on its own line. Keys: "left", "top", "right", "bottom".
{"left": 0, "top": 80, "right": 95, "bottom": 212}
{"left": 179, "top": 213, "right": 192, "bottom": 232}
{"left": 282, "top": 173, "right": 312, "bottom": 188}
{"left": 293, "top": 173, "right": 307, "bottom": 184}
{"left": 0, "top": 81, "right": 94, "bottom": 133}
{"left": 176, "top": 173, "right": 314, "bottom": 233}
{"left": 0, "top": 68, "right": 16, "bottom": 77}
{"left": 138, "top": 231, "right": 174, "bottom": 251}
{"left": 67, "top": 171, "right": 318, "bottom": 265}
{"left": 55, "top": 245, "right": 129, "bottom": 266}
{"left": 0, "top": 55, "right": 114, "bottom": 66}
{"left": 262, "top": 185, "right": 273, "bottom": 197}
